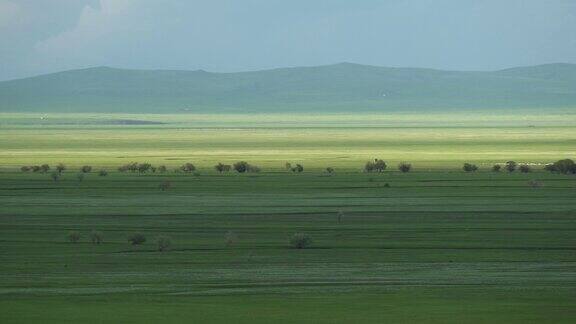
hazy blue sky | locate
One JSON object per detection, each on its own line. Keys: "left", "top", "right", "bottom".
{"left": 1, "top": 0, "right": 575, "bottom": 80}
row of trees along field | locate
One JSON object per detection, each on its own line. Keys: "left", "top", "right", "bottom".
{"left": 18, "top": 159, "right": 576, "bottom": 176}
{"left": 66, "top": 230, "right": 313, "bottom": 252}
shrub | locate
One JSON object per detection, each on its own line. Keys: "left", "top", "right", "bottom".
{"left": 326, "top": 167, "right": 335, "bottom": 174}
{"left": 519, "top": 164, "right": 531, "bottom": 173}
{"left": 81, "top": 165, "right": 92, "bottom": 173}
{"left": 285, "top": 162, "right": 292, "bottom": 170}
{"left": 233, "top": 161, "right": 260, "bottom": 173}
{"left": 505, "top": 161, "right": 517, "bottom": 172}
{"left": 137, "top": 163, "right": 153, "bottom": 174}
{"left": 463, "top": 163, "right": 478, "bottom": 172}
{"left": 98, "top": 170, "right": 108, "bottom": 177}
{"left": 90, "top": 231, "right": 103, "bottom": 244}
{"left": 50, "top": 172, "right": 60, "bottom": 182}
{"left": 180, "top": 163, "right": 196, "bottom": 173}
{"left": 31, "top": 165, "right": 41, "bottom": 173}
{"left": 159, "top": 181, "right": 171, "bottom": 191}
{"left": 492, "top": 164, "right": 502, "bottom": 172}
{"left": 156, "top": 236, "right": 172, "bottom": 252}
{"left": 364, "top": 159, "right": 386, "bottom": 173}
{"left": 157, "top": 165, "right": 168, "bottom": 173}
{"left": 290, "top": 233, "right": 312, "bottom": 249}
{"left": 56, "top": 163, "right": 66, "bottom": 174}
{"left": 128, "top": 233, "right": 146, "bottom": 245}
{"left": 40, "top": 164, "right": 50, "bottom": 173}
{"left": 118, "top": 162, "right": 138, "bottom": 173}
{"left": 398, "top": 162, "right": 412, "bottom": 173}
{"left": 20, "top": 166, "right": 31, "bottom": 172}
{"left": 545, "top": 159, "right": 576, "bottom": 174}
{"left": 224, "top": 231, "right": 237, "bottom": 247}
{"left": 67, "top": 231, "right": 81, "bottom": 243}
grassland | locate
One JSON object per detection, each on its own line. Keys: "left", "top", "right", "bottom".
{"left": 0, "top": 112, "right": 575, "bottom": 323}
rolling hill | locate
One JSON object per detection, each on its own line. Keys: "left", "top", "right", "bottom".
{"left": 0, "top": 62, "right": 575, "bottom": 113}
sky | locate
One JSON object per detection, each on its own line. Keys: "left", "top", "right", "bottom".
{"left": 1, "top": 0, "right": 575, "bottom": 80}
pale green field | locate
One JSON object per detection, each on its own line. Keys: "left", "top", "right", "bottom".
{"left": 0, "top": 112, "right": 575, "bottom": 170}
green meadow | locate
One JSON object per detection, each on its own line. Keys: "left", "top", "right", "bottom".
{"left": 1, "top": 112, "right": 575, "bottom": 323}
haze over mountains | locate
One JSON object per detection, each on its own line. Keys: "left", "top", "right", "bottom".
{"left": 0, "top": 63, "right": 575, "bottom": 113}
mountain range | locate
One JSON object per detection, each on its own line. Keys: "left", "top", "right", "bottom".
{"left": 1, "top": 62, "right": 575, "bottom": 113}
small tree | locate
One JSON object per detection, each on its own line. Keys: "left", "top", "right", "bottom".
{"left": 224, "top": 231, "right": 237, "bottom": 248}
{"left": 137, "top": 163, "right": 152, "bottom": 174}
{"left": 519, "top": 164, "right": 531, "bottom": 173}
{"left": 180, "top": 163, "right": 196, "bottom": 173}
{"left": 90, "top": 231, "right": 103, "bottom": 244}
{"left": 364, "top": 161, "right": 375, "bottom": 173}
{"left": 398, "top": 162, "right": 412, "bottom": 173}
{"left": 505, "top": 161, "right": 517, "bottom": 173}
{"left": 215, "top": 163, "right": 231, "bottom": 173}
{"left": 285, "top": 162, "right": 292, "bottom": 171}
{"left": 326, "top": 167, "right": 335, "bottom": 175}
{"left": 157, "top": 165, "right": 167, "bottom": 173}
{"left": 81, "top": 165, "right": 92, "bottom": 173}
{"left": 463, "top": 163, "right": 478, "bottom": 172}
{"left": 128, "top": 233, "right": 146, "bottom": 245}
{"left": 67, "top": 231, "right": 81, "bottom": 243}
{"left": 98, "top": 170, "right": 108, "bottom": 177}
{"left": 156, "top": 236, "right": 172, "bottom": 252}
{"left": 290, "top": 233, "right": 312, "bottom": 249}
{"left": 56, "top": 163, "right": 66, "bottom": 174}
{"left": 492, "top": 164, "right": 502, "bottom": 172}
{"left": 373, "top": 159, "right": 387, "bottom": 172}
{"left": 40, "top": 164, "right": 50, "bottom": 173}
{"left": 31, "top": 165, "right": 41, "bottom": 173}
{"left": 20, "top": 166, "right": 31, "bottom": 172}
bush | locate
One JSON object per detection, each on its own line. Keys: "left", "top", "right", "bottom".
{"left": 505, "top": 161, "right": 517, "bottom": 172}
{"left": 463, "top": 163, "right": 478, "bottom": 172}
{"left": 157, "top": 165, "right": 168, "bottom": 173}
{"left": 326, "top": 167, "right": 335, "bottom": 174}
{"left": 545, "top": 159, "right": 576, "bottom": 174}
{"left": 128, "top": 233, "right": 146, "bottom": 245}
{"left": 156, "top": 236, "right": 172, "bottom": 252}
{"left": 492, "top": 164, "right": 502, "bottom": 172}
{"left": 67, "top": 231, "right": 81, "bottom": 243}
{"left": 98, "top": 170, "right": 108, "bottom": 177}
{"left": 137, "top": 163, "right": 153, "bottom": 174}
{"left": 290, "top": 233, "right": 312, "bottom": 249}
{"left": 31, "top": 165, "right": 41, "bottom": 173}
{"left": 81, "top": 165, "right": 92, "bottom": 173}
{"left": 364, "top": 159, "right": 387, "bottom": 173}
{"left": 519, "top": 164, "right": 531, "bottom": 173}
{"left": 180, "top": 163, "right": 196, "bottom": 173}
{"left": 20, "top": 166, "right": 31, "bottom": 172}
{"left": 118, "top": 162, "right": 138, "bottom": 173}
{"left": 90, "top": 231, "right": 103, "bottom": 244}
{"left": 40, "top": 164, "right": 50, "bottom": 173}
{"left": 285, "top": 162, "right": 292, "bottom": 170}
{"left": 398, "top": 162, "right": 412, "bottom": 173}
{"left": 233, "top": 161, "right": 260, "bottom": 173}
{"left": 291, "top": 164, "right": 304, "bottom": 173}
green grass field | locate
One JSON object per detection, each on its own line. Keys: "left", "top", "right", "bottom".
{"left": 1, "top": 113, "right": 575, "bottom": 323}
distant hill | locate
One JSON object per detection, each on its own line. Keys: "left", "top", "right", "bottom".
{"left": 0, "top": 63, "right": 575, "bottom": 113}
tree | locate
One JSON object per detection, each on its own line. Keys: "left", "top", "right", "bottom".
{"left": 292, "top": 164, "right": 304, "bottom": 173}
{"left": 31, "top": 165, "right": 41, "bottom": 173}
{"left": 463, "top": 163, "right": 478, "bottom": 172}
{"left": 98, "top": 170, "right": 108, "bottom": 177}
{"left": 519, "top": 164, "right": 531, "bottom": 173}
{"left": 505, "top": 161, "right": 517, "bottom": 173}
{"left": 67, "top": 231, "right": 81, "bottom": 243}
{"left": 40, "top": 164, "right": 50, "bottom": 173}
{"left": 364, "top": 161, "right": 375, "bottom": 173}
{"left": 398, "top": 162, "right": 412, "bottom": 173}
{"left": 180, "top": 163, "right": 196, "bottom": 173}
{"left": 128, "top": 233, "right": 146, "bottom": 245}
{"left": 157, "top": 165, "right": 168, "bottom": 173}
{"left": 326, "top": 167, "right": 335, "bottom": 175}
{"left": 285, "top": 162, "right": 292, "bottom": 171}
{"left": 373, "top": 159, "right": 387, "bottom": 172}
{"left": 56, "top": 163, "right": 66, "bottom": 174}
{"left": 215, "top": 163, "right": 231, "bottom": 173}
{"left": 492, "top": 164, "right": 502, "bottom": 172}
{"left": 545, "top": 159, "right": 576, "bottom": 174}
{"left": 81, "top": 165, "right": 92, "bottom": 173}
{"left": 156, "top": 236, "right": 172, "bottom": 252}
{"left": 290, "top": 233, "right": 312, "bottom": 249}
{"left": 137, "top": 163, "right": 152, "bottom": 174}
{"left": 20, "top": 166, "right": 31, "bottom": 172}
{"left": 90, "top": 231, "right": 103, "bottom": 244}
{"left": 118, "top": 162, "right": 138, "bottom": 173}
